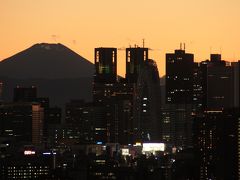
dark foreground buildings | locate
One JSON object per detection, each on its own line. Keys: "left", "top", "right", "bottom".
{"left": 192, "top": 57, "right": 240, "bottom": 180}
{"left": 193, "top": 109, "right": 240, "bottom": 179}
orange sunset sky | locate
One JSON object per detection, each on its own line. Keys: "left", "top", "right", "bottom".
{"left": 1, "top": 0, "right": 240, "bottom": 76}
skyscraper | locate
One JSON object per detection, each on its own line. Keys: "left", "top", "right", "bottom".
{"left": 163, "top": 47, "right": 194, "bottom": 148}
{"left": 198, "top": 54, "right": 234, "bottom": 110}
{"left": 232, "top": 61, "right": 239, "bottom": 108}
{"left": 193, "top": 109, "right": 240, "bottom": 180}
{"left": 31, "top": 104, "right": 44, "bottom": 145}
{"left": 13, "top": 86, "right": 37, "bottom": 102}
{"left": 134, "top": 59, "right": 161, "bottom": 142}
{"left": 0, "top": 102, "right": 44, "bottom": 145}
{"left": 94, "top": 47, "right": 117, "bottom": 83}
{"left": 166, "top": 48, "right": 194, "bottom": 104}
{"left": 125, "top": 47, "right": 148, "bottom": 83}
{"left": 93, "top": 48, "right": 119, "bottom": 143}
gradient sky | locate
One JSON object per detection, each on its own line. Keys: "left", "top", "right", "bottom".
{"left": 1, "top": 0, "right": 240, "bottom": 76}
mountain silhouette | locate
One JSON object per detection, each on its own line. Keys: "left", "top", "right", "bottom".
{"left": 0, "top": 43, "right": 94, "bottom": 79}
{"left": 0, "top": 43, "right": 94, "bottom": 108}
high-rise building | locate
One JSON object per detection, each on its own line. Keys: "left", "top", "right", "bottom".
{"left": 0, "top": 154, "right": 51, "bottom": 179}
{"left": 65, "top": 100, "right": 94, "bottom": 143}
{"left": 94, "top": 47, "right": 117, "bottom": 83}
{"left": 32, "top": 104, "right": 44, "bottom": 145}
{"left": 160, "top": 104, "right": 193, "bottom": 148}
{"left": 13, "top": 86, "right": 37, "bottom": 102}
{"left": 0, "top": 102, "right": 44, "bottom": 145}
{"left": 134, "top": 59, "right": 161, "bottom": 142}
{"left": 93, "top": 48, "right": 119, "bottom": 143}
{"left": 164, "top": 47, "right": 194, "bottom": 148}
{"left": 166, "top": 48, "right": 194, "bottom": 104}
{"left": 198, "top": 55, "right": 234, "bottom": 110}
{"left": 125, "top": 47, "right": 148, "bottom": 83}
{"left": 0, "top": 81, "right": 3, "bottom": 102}
{"left": 193, "top": 109, "right": 239, "bottom": 180}
{"left": 232, "top": 61, "right": 240, "bottom": 108}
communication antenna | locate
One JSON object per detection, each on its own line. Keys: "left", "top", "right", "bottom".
{"left": 142, "top": 39, "right": 145, "bottom": 48}
{"left": 51, "top": 35, "right": 58, "bottom": 42}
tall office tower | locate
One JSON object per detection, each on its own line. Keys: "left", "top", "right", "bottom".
{"left": 93, "top": 47, "right": 118, "bottom": 103}
{"left": 65, "top": 100, "right": 94, "bottom": 143}
{"left": 113, "top": 81, "right": 134, "bottom": 144}
{"left": 93, "top": 47, "right": 119, "bottom": 143}
{"left": 193, "top": 62, "right": 205, "bottom": 112}
{"left": 0, "top": 102, "right": 44, "bottom": 145}
{"left": 163, "top": 47, "right": 194, "bottom": 148}
{"left": 193, "top": 109, "right": 239, "bottom": 180}
{"left": 94, "top": 47, "right": 117, "bottom": 83}
{"left": 0, "top": 81, "right": 3, "bottom": 102}
{"left": 166, "top": 48, "right": 194, "bottom": 104}
{"left": 160, "top": 104, "right": 193, "bottom": 148}
{"left": 125, "top": 47, "right": 148, "bottom": 83}
{"left": 31, "top": 104, "right": 44, "bottom": 145}
{"left": 134, "top": 59, "right": 161, "bottom": 142}
{"left": 13, "top": 86, "right": 37, "bottom": 102}
{"left": 65, "top": 99, "right": 86, "bottom": 124}
{"left": 232, "top": 61, "right": 240, "bottom": 108}
{"left": 199, "top": 54, "right": 234, "bottom": 110}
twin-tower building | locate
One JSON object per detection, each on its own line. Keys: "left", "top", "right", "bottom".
{"left": 93, "top": 47, "right": 161, "bottom": 144}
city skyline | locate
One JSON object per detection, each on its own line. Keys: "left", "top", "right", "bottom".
{"left": 1, "top": 0, "right": 240, "bottom": 76}
{"left": 1, "top": 1, "right": 240, "bottom": 179}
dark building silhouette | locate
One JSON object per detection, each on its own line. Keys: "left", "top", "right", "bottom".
{"left": 65, "top": 100, "right": 94, "bottom": 143}
{"left": 47, "top": 107, "right": 61, "bottom": 124}
{"left": 93, "top": 48, "right": 119, "bottom": 143}
{"left": 65, "top": 100, "right": 86, "bottom": 124}
{"left": 197, "top": 54, "right": 234, "bottom": 110}
{"left": 13, "top": 86, "right": 37, "bottom": 102}
{"left": 193, "top": 56, "right": 240, "bottom": 179}
{"left": 0, "top": 102, "right": 44, "bottom": 145}
{"left": 160, "top": 104, "right": 193, "bottom": 148}
{"left": 193, "top": 109, "right": 240, "bottom": 180}
{"left": 0, "top": 81, "right": 3, "bottom": 101}
{"left": 166, "top": 48, "right": 194, "bottom": 104}
{"left": 232, "top": 61, "right": 240, "bottom": 108}
{"left": 163, "top": 47, "right": 194, "bottom": 148}
{"left": 93, "top": 82, "right": 133, "bottom": 144}
{"left": 210, "top": 54, "right": 221, "bottom": 62}
{"left": 0, "top": 154, "right": 52, "bottom": 179}
{"left": 93, "top": 47, "right": 137, "bottom": 144}
{"left": 192, "top": 62, "right": 205, "bottom": 112}
{"left": 134, "top": 59, "right": 161, "bottom": 142}
{"left": 94, "top": 48, "right": 117, "bottom": 83}
{"left": 125, "top": 47, "right": 148, "bottom": 83}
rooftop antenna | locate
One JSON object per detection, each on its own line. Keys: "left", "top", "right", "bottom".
{"left": 51, "top": 35, "right": 58, "bottom": 43}
{"left": 142, "top": 39, "right": 145, "bottom": 48}
{"left": 180, "top": 42, "right": 182, "bottom": 50}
